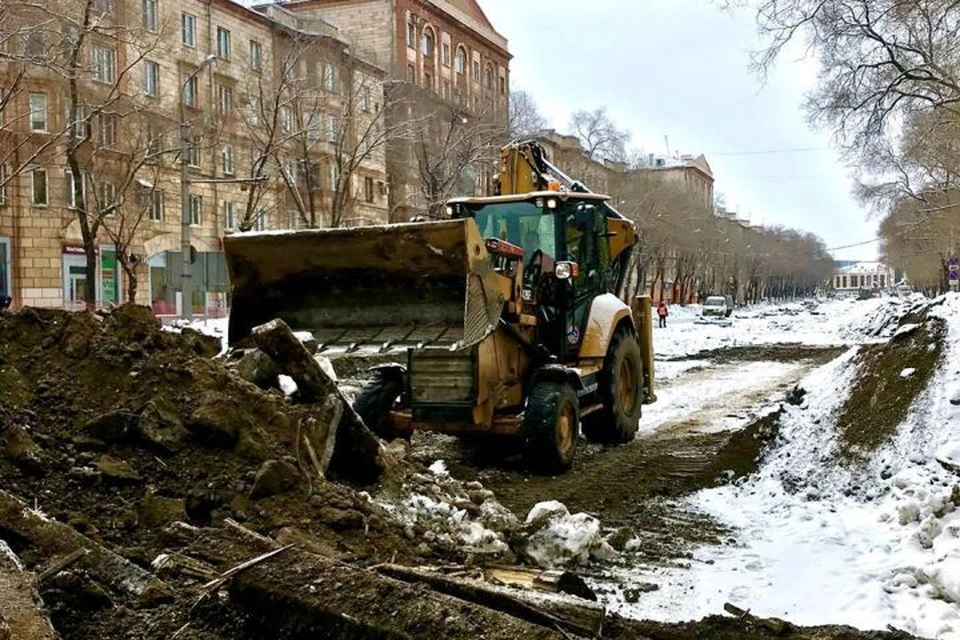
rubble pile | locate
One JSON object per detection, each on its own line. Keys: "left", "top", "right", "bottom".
{"left": 0, "top": 305, "right": 930, "bottom": 639}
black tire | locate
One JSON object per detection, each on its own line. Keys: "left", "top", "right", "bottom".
{"left": 523, "top": 380, "right": 579, "bottom": 473}
{"left": 584, "top": 328, "right": 643, "bottom": 444}
{"left": 353, "top": 369, "right": 406, "bottom": 441}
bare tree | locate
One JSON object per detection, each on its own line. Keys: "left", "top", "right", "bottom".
{"left": 31, "top": 0, "right": 162, "bottom": 307}
{"left": 390, "top": 88, "right": 505, "bottom": 219}
{"left": 508, "top": 89, "right": 547, "bottom": 139}
{"left": 569, "top": 107, "right": 630, "bottom": 162}
{"left": 742, "top": 0, "right": 960, "bottom": 154}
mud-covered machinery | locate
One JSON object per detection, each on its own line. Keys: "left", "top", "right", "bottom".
{"left": 224, "top": 140, "right": 656, "bottom": 471}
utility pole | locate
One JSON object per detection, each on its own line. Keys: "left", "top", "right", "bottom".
{"left": 179, "top": 55, "right": 216, "bottom": 320}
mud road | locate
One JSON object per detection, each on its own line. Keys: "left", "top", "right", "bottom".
{"left": 405, "top": 345, "right": 845, "bottom": 560}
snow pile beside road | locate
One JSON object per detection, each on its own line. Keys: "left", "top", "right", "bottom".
{"left": 377, "top": 462, "right": 518, "bottom": 557}
{"left": 612, "top": 294, "right": 960, "bottom": 638}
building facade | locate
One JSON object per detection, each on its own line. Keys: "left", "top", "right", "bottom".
{"left": 0, "top": 0, "right": 389, "bottom": 313}
{"left": 832, "top": 261, "right": 896, "bottom": 292}
{"left": 274, "top": 0, "right": 511, "bottom": 219}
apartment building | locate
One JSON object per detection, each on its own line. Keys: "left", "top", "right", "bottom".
{"left": 0, "top": 0, "right": 388, "bottom": 313}
{"left": 269, "top": 0, "right": 511, "bottom": 219}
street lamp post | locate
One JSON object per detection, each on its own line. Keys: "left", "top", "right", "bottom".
{"left": 179, "top": 55, "right": 216, "bottom": 320}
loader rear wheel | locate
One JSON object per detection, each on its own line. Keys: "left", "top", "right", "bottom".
{"left": 585, "top": 328, "right": 642, "bottom": 444}
{"left": 523, "top": 380, "right": 579, "bottom": 473}
{"left": 353, "top": 369, "right": 406, "bottom": 441}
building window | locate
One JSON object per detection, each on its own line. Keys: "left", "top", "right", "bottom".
{"left": 329, "top": 164, "right": 339, "bottom": 190}
{"left": 223, "top": 200, "right": 236, "bottom": 230}
{"left": 216, "top": 27, "right": 231, "bottom": 60}
{"left": 32, "top": 168, "right": 47, "bottom": 206}
{"left": 364, "top": 176, "right": 374, "bottom": 203}
{"left": 325, "top": 116, "right": 338, "bottom": 143}
{"left": 221, "top": 145, "right": 234, "bottom": 175}
{"left": 441, "top": 42, "right": 450, "bottom": 67}
{"left": 147, "top": 189, "right": 163, "bottom": 221}
{"left": 187, "top": 135, "right": 200, "bottom": 167}
{"left": 472, "top": 60, "right": 480, "bottom": 83}
{"left": 183, "top": 75, "right": 198, "bottom": 107}
{"left": 283, "top": 160, "right": 297, "bottom": 183}
{"left": 454, "top": 89, "right": 463, "bottom": 106}
{"left": 217, "top": 84, "right": 233, "bottom": 114}
{"left": 189, "top": 194, "right": 201, "bottom": 225}
{"left": 98, "top": 181, "right": 116, "bottom": 215}
{"left": 499, "top": 76, "right": 506, "bottom": 95}
{"left": 406, "top": 64, "right": 416, "bottom": 82}
{"left": 143, "top": 60, "right": 160, "bottom": 97}
{"left": 92, "top": 45, "right": 116, "bottom": 83}
{"left": 422, "top": 28, "right": 434, "bottom": 57}
{"left": 66, "top": 170, "right": 86, "bottom": 208}
{"left": 142, "top": 0, "right": 158, "bottom": 32}
{"left": 485, "top": 64, "right": 493, "bottom": 89}
{"left": 249, "top": 40, "right": 262, "bottom": 71}
{"left": 455, "top": 47, "right": 466, "bottom": 75}
{"left": 146, "top": 123, "right": 163, "bottom": 161}
{"left": 279, "top": 106, "right": 293, "bottom": 133}
{"left": 406, "top": 18, "right": 416, "bottom": 48}
{"left": 323, "top": 63, "right": 339, "bottom": 92}
{"left": 360, "top": 86, "right": 371, "bottom": 112}
{"left": 255, "top": 211, "right": 267, "bottom": 231}
{"left": 92, "top": 0, "right": 114, "bottom": 16}
{"left": 65, "top": 102, "right": 89, "bottom": 139}
{"left": 98, "top": 114, "right": 116, "bottom": 148}
{"left": 442, "top": 79, "right": 450, "bottom": 100}
{"left": 182, "top": 13, "right": 196, "bottom": 47}
{"left": 424, "top": 71, "right": 432, "bottom": 91}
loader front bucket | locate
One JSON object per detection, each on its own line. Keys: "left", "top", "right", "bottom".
{"left": 223, "top": 219, "right": 502, "bottom": 351}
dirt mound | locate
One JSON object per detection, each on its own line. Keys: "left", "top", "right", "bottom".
{"left": 0, "top": 306, "right": 422, "bottom": 638}
{"left": 836, "top": 314, "right": 946, "bottom": 461}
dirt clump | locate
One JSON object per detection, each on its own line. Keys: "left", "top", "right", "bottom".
{"left": 837, "top": 315, "right": 946, "bottom": 461}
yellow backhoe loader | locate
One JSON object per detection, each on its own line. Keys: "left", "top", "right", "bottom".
{"left": 224, "top": 140, "right": 656, "bottom": 472}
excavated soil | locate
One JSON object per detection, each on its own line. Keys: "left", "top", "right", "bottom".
{"left": 836, "top": 316, "right": 946, "bottom": 461}
{"left": 0, "top": 306, "right": 930, "bottom": 639}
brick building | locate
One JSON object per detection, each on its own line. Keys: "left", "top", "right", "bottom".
{"left": 0, "top": 0, "right": 388, "bottom": 313}
{"left": 273, "top": 0, "right": 511, "bottom": 219}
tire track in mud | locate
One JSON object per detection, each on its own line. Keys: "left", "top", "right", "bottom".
{"left": 412, "top": 347, "right": 846, "bottom": 562}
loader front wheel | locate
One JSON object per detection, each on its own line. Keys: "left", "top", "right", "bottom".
{"left": 353, "top": 369, "right": 406, "bottom": 441}
{"left": 523, "top": 380, "right": 579, "bottom": 473}
{"left": 585, "top": 328, "right": 642, "bottom": 444}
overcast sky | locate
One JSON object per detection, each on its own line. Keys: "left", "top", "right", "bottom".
{"left": 479, "top": 0, "right": 879, "bottom": 262}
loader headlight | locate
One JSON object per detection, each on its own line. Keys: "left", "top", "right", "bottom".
{"left": 554, "top": 261, "right": 578, "bottom": 280}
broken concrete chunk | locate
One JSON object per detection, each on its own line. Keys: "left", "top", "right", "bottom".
{"left": 95, "top": 455, "right": 143, "bottom": 484}
{"left": 250, "top": 459, "right": 301, "bottom": 500}
{"left": 136, "top": 401, "right": 188, "bottom": 454}
{"left": 237, "top": 349, "right": 281, "bottom": 390}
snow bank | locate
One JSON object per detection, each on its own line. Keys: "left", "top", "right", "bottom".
{"left": 654, "top": 296, "right": 905, "bottom": 360}
{"left": 609, "top": 293, "right": 960, "bottom": 638}
{"left": 524, "top": 501, "right": 614, "bottom": 568}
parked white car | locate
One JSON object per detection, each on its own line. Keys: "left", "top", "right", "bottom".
{"left": 696, "top": 295, "right": 734, "bottom": 326}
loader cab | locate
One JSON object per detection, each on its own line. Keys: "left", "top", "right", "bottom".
{"left": 448, "top": 192, "right": 614, "bottom": 361}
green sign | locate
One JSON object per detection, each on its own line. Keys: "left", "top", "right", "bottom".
{"left": 100, "top": 247, "right": 118, "bottom": 303}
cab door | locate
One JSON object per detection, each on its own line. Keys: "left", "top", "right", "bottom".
{"left": 560, "top": 203, "right": 603, "bottom": 361}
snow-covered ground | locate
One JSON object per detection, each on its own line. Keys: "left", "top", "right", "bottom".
{"left": 653, "top": 296, "right": 905, "bottom": 360}
{"left": 608, "top": 293, "right": 960, "bottom": 639}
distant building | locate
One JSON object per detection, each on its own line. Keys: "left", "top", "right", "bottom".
{"left": 635, "top": 152, "right": 714, "bottom": 210}
{"left": 832, "top": 261, "right": 895, "bottom": 292}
